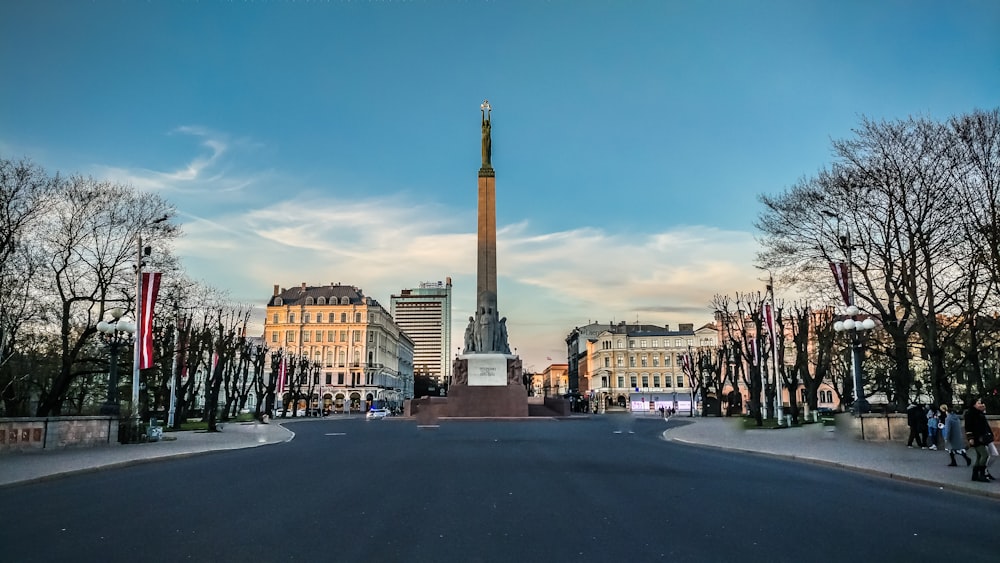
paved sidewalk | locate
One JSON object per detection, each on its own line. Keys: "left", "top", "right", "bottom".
{"left": 0, "top": 421, "right": 292, "bottom": 487}
{"left": 663, "top": 416, "right": 1000, "bottom": 499}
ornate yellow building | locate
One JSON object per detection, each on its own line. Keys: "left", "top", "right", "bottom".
{"left": 264, "top": 283, "right": 413, "bottom": 414}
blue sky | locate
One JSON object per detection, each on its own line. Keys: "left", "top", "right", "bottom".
{"left": 2, "top": 0, "right": 998, "bottom": 370}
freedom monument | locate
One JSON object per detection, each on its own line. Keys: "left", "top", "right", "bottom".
{"left": 408, "top": 101, "right": 528, "bottom": 419}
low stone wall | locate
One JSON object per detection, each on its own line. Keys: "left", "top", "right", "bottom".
{"left": 0, "top": 416, "right": 118, "bottom": 452}
{"left": 841, "top": 413, "right": 1000, "bottom": 444}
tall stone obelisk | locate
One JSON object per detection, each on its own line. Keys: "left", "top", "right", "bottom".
{"left": 464, "top": 99, "right": 510, "bottom": 357}
{"left": 406, "top": 100, "right": 526, "bottom": 420}
{"left": 477, "top": 100, "right": 498, "bottom": 335}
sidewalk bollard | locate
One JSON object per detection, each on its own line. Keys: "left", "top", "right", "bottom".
{"left": 785, "top": 414, "right": 792, "bottom": 427}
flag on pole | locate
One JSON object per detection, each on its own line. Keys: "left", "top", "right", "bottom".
{"left": 137, "top": 272, "right": 162, "bottom": 370}
{"left": 276, "top": 356, "right": 287, "bottom": 394}
{"left": 763, "top": 303, "right": 775, "bottom": 347}
{"left": 829, "top": 262, "right": 851, "bottom": 306}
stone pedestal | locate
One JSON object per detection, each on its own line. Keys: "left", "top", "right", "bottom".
{"left": 407, "top": 355, "right": 528, "bottom": 420}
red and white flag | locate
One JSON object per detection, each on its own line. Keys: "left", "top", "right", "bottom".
{"left": 829, "top": 262, "right": 851, "bottom": 306}
{"left": 137, "top": 272, "right": 162, "bottom": 370}
{"left": 276, "top": 356, "right": 287, "bottom": 394}
{"left": 763, "top": 303, "right": 775, "bottom": 347}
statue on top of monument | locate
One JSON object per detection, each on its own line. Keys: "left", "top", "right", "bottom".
{"left": 481, "top": 99, "right": 492, "bottom": 168}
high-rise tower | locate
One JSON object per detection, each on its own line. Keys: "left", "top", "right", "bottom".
{"left": 390, "top": 279, "right": 453, "bottom": 384}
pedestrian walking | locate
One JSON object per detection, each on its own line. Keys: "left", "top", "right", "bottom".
{"left": 941, "top": 404, "right": 971, "bottom": 467}
{"left": 906, "top": 402, "right": 926, "bottom": 449}
{"left": 926, "top": 405, "right": 940, "bottom": 450}
{"left": 964, "top": 397, "right": 994, "bottom": 482}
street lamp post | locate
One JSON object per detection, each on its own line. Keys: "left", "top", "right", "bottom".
{"left": 833, "top": 306, "right": 875, "bottom": 413}
{"left": 97, "top": 308, "right": 136, "bottom": 417}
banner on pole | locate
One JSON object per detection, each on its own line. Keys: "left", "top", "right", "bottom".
{"left": 829, "top": 262, "right": 851, "bottom": 306}
{"left": 138, "top": 272, "right": 162, "bottom": 370}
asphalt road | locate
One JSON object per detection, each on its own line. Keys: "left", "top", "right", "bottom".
{"left": 2, "top": 416, "right": 997, "bottom": 563}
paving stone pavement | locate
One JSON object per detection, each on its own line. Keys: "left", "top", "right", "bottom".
{"left": 663, "top": 416, "right": 1000, "bottom": 499}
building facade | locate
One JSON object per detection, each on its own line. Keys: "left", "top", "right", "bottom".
{"left": 390, "top": 279, "right": 452, "bottom": 385}
{"left": 538, "top": 363, "right": 569, "bottom": 397}
{"left": 565, "top": 322, "right": 617, "bottom": 396}
{"left": 264, "top": 283, "right": 413, "bottom": 414}
{"left": 587, "top": 322, "right": 712, "bottom": 414}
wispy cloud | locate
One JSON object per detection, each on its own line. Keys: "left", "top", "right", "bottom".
{"left": 91, "top": 125, "right": 264, "bottom": 198}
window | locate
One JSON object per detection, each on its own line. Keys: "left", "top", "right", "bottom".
{"left": 652, "top": 356, "right": 659, "bottom": 367}
{"left": 640, "top": 340, "right": 646, "bottom": 348}
{"left": 653, "top": 375, "right": 660, "bottom": 387}
{"left": 617, "top": 376, "right": 624, "bottom": 388}
{"left": 340, "top": 331, "right": 347, "bottom": 342}
{"left": 664, "top": 356, "right": 672, "bottom": 367}
{"left": 629, "top": 356, "right": 636, "bottom": 368}
{"left": 652, "top": 339, "right": 659, "bottom": 348}
{"left": 341, "top": 297, "right": 349, "bottom": 305}
{"left": 604, "top": 357, "right": 610, "bottom": 368}
{"left": 288, "top": 313, "right": 295, "bottom": 324}
{"left": 617, "top": 356, "right": 624, "bottom": 367}
{"left": 641, "top": 375, "right": 649, "bottom": 387}
{"left": 617, "top": 340, "right": 624, "bottom": 349}
{"left": 302, "top": 332, "right": 310, "bottom": 342}
{"left": 271, "top": 332, "right": 278, "bottom": 343}
{"left": 315, "top": 331, "right": 323, "bottom": 342}
{"left": 628, "top": 340, "right": 635, "bottom": 349}
{"left": 641, "top": 356, "right": 648, "bottom": 367}
{"left": 341, "top": 313, "right": 347, "bottom": 323}
{"left": 326, "top": 373, "right": 332, "bottom": 385}
{"left": 676, "top": 375, "right": 685, "bottom": 387}
{"left": 313, "top": 373, "right": 319, "bottom": 384}
{"left": 326, "top": 351, "right": 333, "bottom": 366}
{"left": 327, "top": 330, "right": 334, "bottom": 342}
{"left": 338, "top": 350, "right": 346, "bottom": 366}
{"left": 686, "top": 338, "right": 693, "bottom": 346}
{"left": 665, "top": 375, "right": 672, "bottom": 387}
{"left": 274, "top": 298, "right": 283, "bottom": 306}
{"left": 329, "top": 313, "right": 335, "bottom": 323}
{"left": 286, "top": 331, "right": 295, "bottom": 343}
{"left": 337, "top": 372, "right": 344, "bottom": 384}
{"left": 355, "top": 312, "right": 362, "bottom": 323}
{"left": 629, "top": 375, "right": 637, "bottom": 388}
{"left": 368, "top": 331, "right": 374, "bottom": 343}
{"left": 352, "top": 330, "right": 360, "bottom": 342}
{"left": 305, "top": 297, "right": 314, "bottom": 305}
{"left": 303, "top": 313, "right": 311, "bottom": 323}
{"left": 317, "top": 297, "right": 326, "bottom": 305}
{"left": 272, "top": 313, "right": 278, "bottom": 324}
{"left": 675, "top": 339, "right": 682, "bottom": 347}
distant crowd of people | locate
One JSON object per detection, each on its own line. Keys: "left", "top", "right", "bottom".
{"left": 906, "top": 397, "right": 996, "bottom": 483}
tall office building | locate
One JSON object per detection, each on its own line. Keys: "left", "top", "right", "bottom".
{"left": 390, "top": 278, "right": 452, "bottom": 384}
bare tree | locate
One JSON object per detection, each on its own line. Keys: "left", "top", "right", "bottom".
{"left": 34, "top": 176, "right": 176, "bottom": 415}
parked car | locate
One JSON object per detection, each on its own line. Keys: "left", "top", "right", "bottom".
{"left": 366, "top": 408, "right": 390, "bottom": 420}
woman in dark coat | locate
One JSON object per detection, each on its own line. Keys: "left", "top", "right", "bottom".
{"left": 964, "top": 397, "right": 994, "bottom": 482}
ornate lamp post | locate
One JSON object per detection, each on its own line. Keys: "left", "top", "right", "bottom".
{"left": 833, "top": 305, "right": 876, "bottom": 413}
{"left": 97, "top": 308, "right": 136, "bottom": 417}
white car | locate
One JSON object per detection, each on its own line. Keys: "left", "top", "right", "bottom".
{"left": 366, "top": 408, "right": 390, "bottom": 420}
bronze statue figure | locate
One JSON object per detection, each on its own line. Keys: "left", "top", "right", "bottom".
{"left": 481, "top": 100, "right": 492, "bottom": 168}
